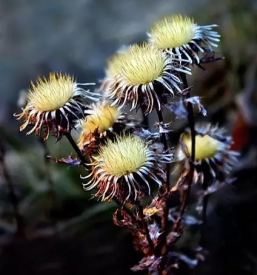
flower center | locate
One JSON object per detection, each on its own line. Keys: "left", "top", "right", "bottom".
{"left": 99, "top": 136, "right": 149, "bottom": 177}
{"left": 182, "top": 133, "right": 221, "bottom": 160}
{"left": 150, "top": 14, "right": 196, "bottom": 49}
{"left": 27, "top": 73, "right": 75, "bottom": 112}
{"left": 106, "top": 43, "right": 165, "bottom": 85}
{"left": 82, "top": 104, "right": 120, "bottom": 135}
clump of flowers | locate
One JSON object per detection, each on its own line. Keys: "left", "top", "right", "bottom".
{"left": 14, "top": 14, "right": 239, "bottom": 275}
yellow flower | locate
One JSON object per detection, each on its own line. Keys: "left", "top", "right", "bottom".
{"left": 77, "top": 101, "right": 121, "bottom": 149}
{"left": 177, "top": 124, "right": 239, "bottom": 180}
{"left": 150, "top": 15, "right": 196, "bottom": 49}
{"left": 181, "top": 133, "right": 222, "bottom": 160}
{"left": 14, "top": 72, "right": 96, "bottom": 140}
{"left": 148, "top": 14, "right": 220, "bottom": 64}
{"left": 107, "top": 44, "right": 165, "bottom": 85}
{"left": 102, "top": 43, "right": 191, "bottom": 114}
{"left": 82, "top": 135, "right": 172, "bottom": 202}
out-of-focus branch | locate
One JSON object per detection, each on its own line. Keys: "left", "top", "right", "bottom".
{"left": 38, "top": 137, "right": 57, "bottom": 228}
{"left": 0, "top": 139, "right": 25, "bottom": 238}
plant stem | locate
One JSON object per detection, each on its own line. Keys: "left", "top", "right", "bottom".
{"left": 113, "top": 197, "right": 138, "bottom": 224}
{"left": 182, "top": 74, "right": 196, "bottom": 164}
{"left": 155, "top": 109, "right": 170, "bottom": 258}
{"left": 141, "top": 110, "right": 149, "bottom": 128}
{"left": 173, "top": 73, "right": 196, "bottom": 232}
{"left": 137, "top": 202, "right": 155, "bottom": 255}
{"left": 155, "top": 109, "right": 170, "bottom": 192}
{"left": 64, "top": 132, "right": 89, "bottom": 168}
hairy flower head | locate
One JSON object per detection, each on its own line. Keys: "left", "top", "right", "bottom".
{"left": 82, "top": 135, "right": 172, "bottom": 202}
{"left": 78, "top": 101, "right": 121, "bottom": 149}
{"left": 181, "top": 132, "right": 222, "bottom": 160}
{"left": 177, "top": 124, "right": 239, "bottom": 181}
{"left": 150, "top": 15, "right": 196, "bottom": 49}
{"left": 102, "top": 43, "right": 190, "bottom": 114}
{"left": 148, "top": 14, "right": 221, "bottom": 64}
{"left": 28, "top": 73, "right": 77, "bottom": 112}
{"left": 99, "top": 135, "right": 149, "bottom": 177}
{"left": 14, "top": 72, "right": 96, "bottom": 140}
{"left": 107, "top": 43, "right": 165, "bottom": 85}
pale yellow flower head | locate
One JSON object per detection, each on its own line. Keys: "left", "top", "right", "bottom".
{"left": 177, "top": 124, "right": 239, "bottom": 181}
{"left": 98, "top": 135, "right": 149, "bottom": 177}
{"left": 28, "top": 73, "right": 76, "bottom": 112}
{"left": 150, "top": 15, "right": 196, "bottom": 49}
{"left": 78, "top": 101, "right": 120, "bottom": 149}
{"left": 103, "top": 43, "right": 188, "bottom": 114}
{"left": 107, "top": 43, "right": 165, "bottom": 85}
{"left": 148, "top": 14, "right": 221, "bottom": 64}
{"left": 82, "top": 135, "right": 173, "bottom": 202}
{"left": 14, "top": 72, "right": 96, "bottom": 140}
{"left": 181, "top": 132, "right": 222, "bottom": 161}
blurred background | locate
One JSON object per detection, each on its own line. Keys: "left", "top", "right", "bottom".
{"left": 0, "top": 0, "right": 257, "bottom": 274}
